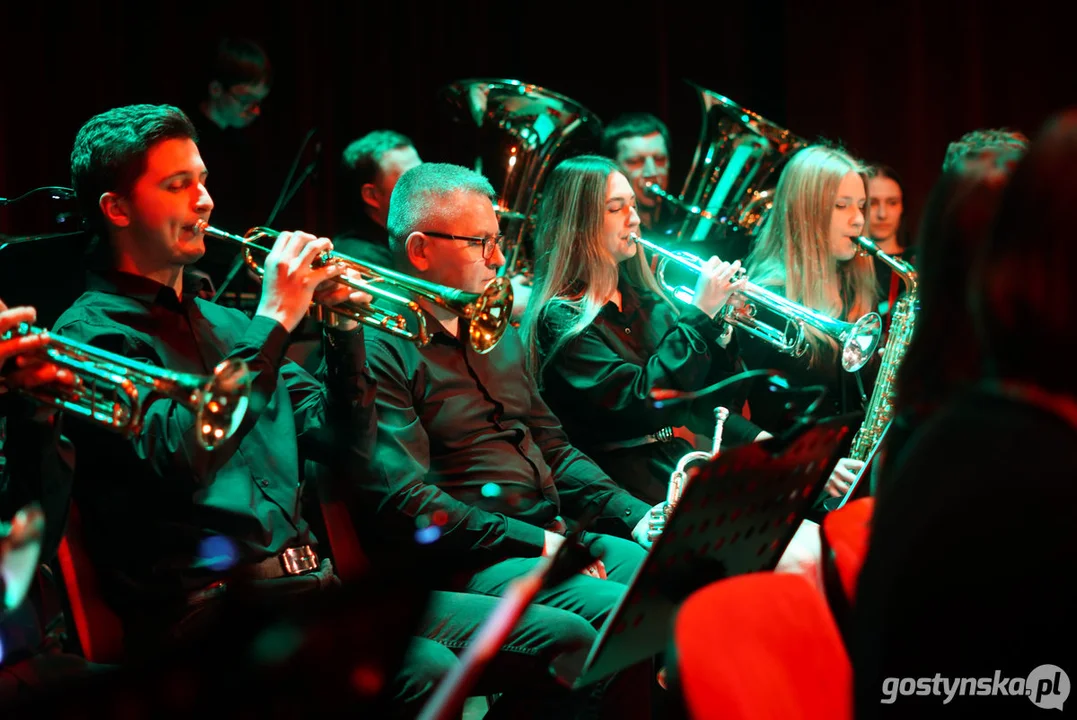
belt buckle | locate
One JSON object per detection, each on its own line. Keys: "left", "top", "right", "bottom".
{"left": 280, "top": 546, "right": 318, "bottom": 576}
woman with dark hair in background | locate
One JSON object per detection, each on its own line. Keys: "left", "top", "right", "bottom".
{"left": 866, "top": 165, "right": 914, "bottom": 322}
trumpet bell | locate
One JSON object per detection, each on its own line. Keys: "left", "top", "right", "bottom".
{"left": 465, "top": 275, "right": 514, "bottom": 355}
{"left": 840, "top": 313, "right": 884, "bottom": 373}
{"left": 194, "top": 359, "right": 252, "bottom": 450}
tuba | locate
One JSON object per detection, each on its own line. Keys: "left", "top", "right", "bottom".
{"left": 657, "top": 82, "right": 808, "bottom": 250}
{"left": 439, "top": 78, "right": 603, "bottom": 278}
{"left": 194, "top": 221, "right": 514, "bottom": 355}
{"left": 2, "top": 323, "right": 251, "bottom": 450}
{"left": 632, "top": 234, "right": 883, "bottom": 373}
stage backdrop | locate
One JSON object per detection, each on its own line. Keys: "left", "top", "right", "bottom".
{"left": 1, "top": 0, "right": 1073, "bottom": 256}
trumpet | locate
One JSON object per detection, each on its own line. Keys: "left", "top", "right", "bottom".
{"left": 194, "top": 221, "right": 513, "bottom": 355}
{"left": 648, "top": 407, "right": 730, "bottom": 543}
{"left": 2, "top": 323, "right": 251, "bottom": 450}
{"left": 631, "top": 234, "right": 882, "bottom": 372}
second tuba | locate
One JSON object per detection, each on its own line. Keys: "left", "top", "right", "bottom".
{"left": 439, "top": 78, "right": 603, "bottom": 278}
{"left": 656, "top": 82, "right": 808, "bottom": 252}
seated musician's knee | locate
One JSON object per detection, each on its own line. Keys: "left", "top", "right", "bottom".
{"left": 393, "top": 636, "right": 459, "bottom": 708}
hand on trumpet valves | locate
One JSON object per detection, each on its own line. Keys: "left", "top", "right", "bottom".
{"left": 255, "top": 230, "right": 348, "bottom": 333}
{"left": 692, "top": 256, "right": 745, "bottom": 319}
{"left": 0, "top": 300, "right": 76, "bottom": 393}
{"left": 634, "top": 501, "right": 670, "bottom": 550}
{"left": 314, "top": 266, "right": 374, "bottom": 331}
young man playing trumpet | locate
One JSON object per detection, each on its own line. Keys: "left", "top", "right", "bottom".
{"left": 50, "top": 103, "right": 377, "bottom": 658}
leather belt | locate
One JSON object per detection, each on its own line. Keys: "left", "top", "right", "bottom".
{"left": 237, "top": 545, "right": 320, "bottom": 580}
{"left": 593, "top": 426, "right": 676, "bottom": 452}
{"left": 186, "top": 546, "right": 323, "bottom": 606}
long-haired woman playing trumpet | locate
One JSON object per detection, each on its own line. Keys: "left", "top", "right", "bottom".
{"left": 739, "top": 145, "right": 880, "bottom": 498}
{"left": 519, "top": 155, "right": 766, "bottom": 505}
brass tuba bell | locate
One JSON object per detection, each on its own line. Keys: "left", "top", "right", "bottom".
{"left": 656, "top": 82, "right": 809, "bottom": 250}
{"left": 439, "top": 78, "right": 603, "bottom": 278}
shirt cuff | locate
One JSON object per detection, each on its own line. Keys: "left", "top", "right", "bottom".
{"left": 677, "top": 304, "right": 725, "bottom": 343}
{"left": 323, "top": 324, "right": 367, "bottom": 377}
{"left": 603, "top": 492, "right": 652, "bottom": 532}
{"left": 724, "top": 413, "right": 764, "bottom": 448}
{"left": 245, "top": 315, "right": 291, "bottom": 368}
{"left": 502, "top": 517, "right": 549, "bottom": 557}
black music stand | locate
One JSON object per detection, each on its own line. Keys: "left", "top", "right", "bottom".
{"left": 570, "top": 415, "right": 854, "bottom": 687}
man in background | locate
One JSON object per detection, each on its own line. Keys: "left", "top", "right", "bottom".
{"left": 335, "top": 130, "right": 422, "bottom": 268}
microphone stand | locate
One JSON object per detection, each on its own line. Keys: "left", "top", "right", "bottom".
{"left": 0, "top": 187, "right": 77, "bottom": 206}
{"left": 212, "top": 129, "right": 319, "bottom": 304}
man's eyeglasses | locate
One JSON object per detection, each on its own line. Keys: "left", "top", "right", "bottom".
{"left": 421, "top": 231, "right": 506, "bottom": 260}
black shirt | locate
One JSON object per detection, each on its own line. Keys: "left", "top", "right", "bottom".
{"left": 537, "top": 278, "right": 762, "bottom": 504}
{"left": 362, "top": 314, "right": 651, "bottom": 568}
{"left": 50, "top": 270, "right": 375, "bottom": 609}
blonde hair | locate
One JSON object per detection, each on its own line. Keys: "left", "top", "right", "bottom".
{"left": 519, "top": 155, "right": 674, "bottom": 380}
{"left": 744, "top": 145, "right": 878, "bottom": 365}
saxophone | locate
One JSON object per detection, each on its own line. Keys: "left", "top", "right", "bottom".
{"left": 847, "top": 236, "right": 918, "bottom": 462}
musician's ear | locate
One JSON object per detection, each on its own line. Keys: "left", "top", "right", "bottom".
{"left": 360, "top": 183, "right": 379, "bottom": 211}
{"left": 405, "top": 232, "right": 430, "bottom": 271}
{"left": 99, "top": 192, "right": 131, "bottom": 228}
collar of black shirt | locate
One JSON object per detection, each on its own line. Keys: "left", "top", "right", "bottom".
{"left": 87, "top": 268, "right": 212, "bottom": 310}
{"left": 601, "top": 273, "right": 654, "bottom": 321}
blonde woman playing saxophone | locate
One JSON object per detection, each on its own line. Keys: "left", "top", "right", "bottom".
{"left": 739, "top": 145, "right": 882, "bottom": 502}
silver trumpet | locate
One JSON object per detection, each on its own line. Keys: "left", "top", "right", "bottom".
{"left": 647, "top": 407, "right": 730, "bottom": 543}
{"left": 2, "top": 323, "right": 251, "bottom": 451}
{"left": 630, "top": 234, "right": 883, "bottom": 372}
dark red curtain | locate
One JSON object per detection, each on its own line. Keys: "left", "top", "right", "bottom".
{"left": 1, "top": 0, "right": 1073, "bottom": 244}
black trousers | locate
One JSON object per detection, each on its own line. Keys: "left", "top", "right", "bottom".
{"left": 399, "top": 533, "right": 654, "bottom": 719}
